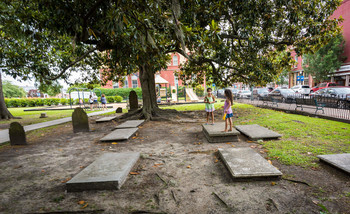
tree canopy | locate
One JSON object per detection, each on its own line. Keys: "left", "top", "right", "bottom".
{"left": 0, "top": 0, "right": 344, "bottom": 119}
{"left": 2, "top": 81, "right": 26, "bottom": 98}
{"left": 303, "top": 34, "right": 347, "bottom": 83}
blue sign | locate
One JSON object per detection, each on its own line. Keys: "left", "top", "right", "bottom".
{"left": 297, "top": 76, "right": 304, "bottom": 81}
{"left": 212, "top": 83, "right": 216, "bottom": 87}
{"left": 37, "top": 93, "right": 41, "bottom": 97}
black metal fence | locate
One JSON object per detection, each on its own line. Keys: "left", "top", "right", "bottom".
{"left": 236, "top": 94, "right": 350, "bottom": 121}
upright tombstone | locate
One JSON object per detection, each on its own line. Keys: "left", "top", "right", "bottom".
{"left": 72, "top": 107, "right": 89, "bottom": 133}
{"left": 9, "top": 122, "right": 27, "bottom": 145}
{"left": 116, "top": 107, "right": 123, "bottom": 113}
{"left": 129, "top": 91, "right": 138, "bottom": 111}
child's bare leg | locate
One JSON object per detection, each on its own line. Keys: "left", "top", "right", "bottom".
{"left": 222, "top": 118, "right": 228, "bottom": 132}
{"left": 211, "top": 112, "right": 214, "bottom": 124}
{"left": 228, "top": 118, "right": 232, "bottom": 131}
{"left": 206, "top": 112, "right": 209, "bottom": 123}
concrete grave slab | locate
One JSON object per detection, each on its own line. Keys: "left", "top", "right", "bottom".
{"left": 100, "top": 128, "right": 138, "bottom": 142}
{"left": 317, "top": 153, "right": 350, "bottom": 174}
{"left": 235, "top": 124, "right": 281, "bottom": 140}
{"left": 66, "top": 152, "right": 140, "bottom": 192}
{"left": 116, "top": 120, "right": 144, "bottom": 129}
{"left": 95, "top": 116, "right": 117, "bottom": 123}
{"left": 218, "top": 147, "right": 282, "bottom": 179}
{"left": 202, "top": 122, "right": 239, "bottom": 143}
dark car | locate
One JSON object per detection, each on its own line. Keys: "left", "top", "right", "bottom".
{"left": 252, "top": 88, "right": 269, "bottom": 100}
{"left": 314, "top": 87, "right": 350, "bottom": 108}
{"left": 268, "top": 88, "right": 296, "bottom": 103}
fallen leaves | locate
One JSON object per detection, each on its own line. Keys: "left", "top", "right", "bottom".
{"left": 267, "top": 160, "right": 272, "bottom": 165}
{"left": 78, "top": 201, "right": 85, "bottom": 205}
{"left": 130, "top": 172, "right": 139, "bottom": 175}
{"left": 77, "top": 200, "right": 89, "bottom": 209}
{"left": 111, "top": 142, "right": 118, "bottom": 145}
{"left": 153, "top": 163, "right": 164, "bottom": 168}
{"left": 187, "top": 165, "right": 191, "bottom": 168}
{"left": 61, "top": 177, "right": 71, "bottom": 183}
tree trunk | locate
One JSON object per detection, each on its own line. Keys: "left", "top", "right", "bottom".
{"left": 139, "top": 64, "right": 159, "bottom": 120}
{"left": 0, "top": 71, "right": 14, "bottom": 120}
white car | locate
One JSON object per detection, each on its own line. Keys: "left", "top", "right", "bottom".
{"left": 291, "top": 85, "right": 311, "bottom": 95}
{"left": 238, "top": 90, "right": 251, "bottom": 98}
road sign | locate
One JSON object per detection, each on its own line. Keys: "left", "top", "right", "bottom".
{"left": 297, "top": 76, "right": 304, "bottom": 81}
{"left": 212, "top": 83, "right": 216, "bottom": 87}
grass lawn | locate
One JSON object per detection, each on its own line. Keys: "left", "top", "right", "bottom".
{"left": 162, "top": 102, "right": 350, "bottom": 167}
{"left": 0, "top": 107, "right": 99, "bottom": 128}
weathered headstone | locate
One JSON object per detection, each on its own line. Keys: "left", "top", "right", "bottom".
{"left": 202, "top": 123, "right": 239, "bottom": 143}
{"left": 318, "top": 153, "right": 350, "bottom": 174}
{"left": 116, "top": 120, "right": 144, "bottom": 129}
{"left": 72, "top": 107, "right": 89, "bottom": 133}
{"left": 235, "top": 124, "right": 282, "bottom": 140}
{"left": 129, "top": 91, "right": 138, "bottom": 110}
{"left": 116, "top": 107, "right": 123, "bottom": 113}
{"left": 100, "top": 128, "right": 138, "bottom": 142}
{"left": 39, "top": 113, "right": 48, "bottom": 118}
{"left": 66, "top": 152, "right": 140, "bottom": 191}
{"left": 9, "top": 122, "right": 27, "bottom": 145}
{"left": 218, "top": 147, "right": 282, "bottom": 179}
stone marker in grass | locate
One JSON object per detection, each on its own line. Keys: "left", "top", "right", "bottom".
{"left": 9, "top": 122, "right": 27, "bottom": 145}
{"left": 100, "top": 128, "right": 138, "bottom": 142}
{"left": 202, "top": 122, "right": 239, "bottom": 143}
{"left": 66, "top": 152, "right": 140, "bottom": 191}
{"left": 116, "top": 107, "right": 123, "bottom": 113}
{"left": 96, "top": 116, "right": 117, "bottom": 123}
{"left": 129, "top": 90, "right": 138, "bottom": 111}
{"left": 72, "top": 107, "right": 89, "bottom": 133}
{"left": 116, "top": 120, "right": 144, "bottom": 129}
{"left": 39, "top": 113, "right": 48, "bottom": 118}
{"left": 317, "top": 153, "right": 350, "bottom": 174}
{"left": 218, "top": 147, "right": 282, "bottom": 179}
{"left": 235, "top": 124, "right": 281, "bottom": 140}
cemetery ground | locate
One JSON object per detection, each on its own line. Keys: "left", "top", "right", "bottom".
{"left": 0, "top": 103, "right": 349, "bottom": 213}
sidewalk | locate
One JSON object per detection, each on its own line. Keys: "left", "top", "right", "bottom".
{"left": 236, "top": 99, "right": 350, "bottom": 124}
{"left": 0, "top": 109, "right": 116, "bottom": 145}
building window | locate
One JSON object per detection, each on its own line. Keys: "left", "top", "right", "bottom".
{"left": 173, "top": 55, "right": 178, "bottom": 66}
{"left": 132, "top": 80, "right": 138, "bottom": 88}
{"left": 124, "top": 79, "right": 128, "bottom": 88}
{"left": 113, "top": 82, "right": 119, "bottom": 88}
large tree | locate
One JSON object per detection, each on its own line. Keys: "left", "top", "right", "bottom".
{"left": 0, "top": 0, "right": 343, "bottom": 120}
{"left": 303, "top": 34, "right": 347, "bottom": 83}
{"left": 2, "top": 80, "right": 26, "bottom": 98}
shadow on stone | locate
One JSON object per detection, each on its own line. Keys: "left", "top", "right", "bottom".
{"left": 9, "top": 122, "right": 27, "bottom": 145}
{"left": 72, "top": 107, "right": 89, "bottom": 133}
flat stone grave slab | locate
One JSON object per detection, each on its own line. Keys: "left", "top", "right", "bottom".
{"left": 235, "top": 124, "right": 282, "bottom": 140}
{"left": 218, "top": 147, "right": 282, "bottom": 179}
{"left": 116, "top": 120, "right": 144, "bottom": 129}
{"left": 317, "top": 153, "right": 350, "bottom": 174}
{"left": 202, "top": 122, "right": 239, "bottom": 143}
{"left": 100, "top": 128, "right": 138, "bottom": 142}
{"left": 96, "top": 116, "right": 118, "bottom": 123}
{"left": 66, "top": 152, "right": 140, "bottom": 192}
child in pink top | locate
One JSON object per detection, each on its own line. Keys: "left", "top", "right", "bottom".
{"left": 222, "top": 89, "right": 233, "bottom": 132}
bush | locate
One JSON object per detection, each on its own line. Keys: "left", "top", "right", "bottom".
{"left": 44, "top": 98, "right": 53, "bottom": 106}
{"left": 8, "top": 99, "right": 19, "bottom": 107}
{"left": 60, "top": 98, "right": 68, "bottom": 105}
{"left": 4, "top": 98, "right": 9, "bottom": 107}
{"left": 27, "top": 99, "right": 36, "bottom": 107}
{"left": 97, "top": 88, "right": 142, "bottom": 99}
{"left": 114, "top": 96, "right": 123, "bottom": 102}
{"left": 51, "top": 98, "right": 60, "bottom": 106}
{"left": 195, "top": 85, "right": 205, "bottom": 97}
{"left": 35, "top": 99, "right": 44, "bottom": 106}
{"left": 106, "top": 96, "right": 114, "bottom": 103}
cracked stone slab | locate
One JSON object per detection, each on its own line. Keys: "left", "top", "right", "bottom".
{"left": 95, "top": 116, "right": 118, "bottom": 123}
{"left": 218, "top": 147, "right": 282, "bottom": 179}
{"left": 202, "top": 123, "right": 239, "bottom": 143}
{"left": 66, "top": 152, "right": 140, "bottom": 192}
{"left": 235, "top": 124, "right": 282, "bottom": 140}
{"left": 100, "top": 128, "right": 138, "bottom": 142}
{"left": 317, "top": 153, "right": 350, "bottom": 174}
{"left": 116, "top": 120, "right": 145, "bottom": 129}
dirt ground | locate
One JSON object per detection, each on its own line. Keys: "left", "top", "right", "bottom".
{"left": 0, "top": 111, "right": 349, "bottom": 214}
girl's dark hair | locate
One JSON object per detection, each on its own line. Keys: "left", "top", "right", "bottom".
{"left": 224, "top": 89, "right": 233, "bottom": 104}
{"left": 207, "top": 87, "right": 212, "bottom": 92}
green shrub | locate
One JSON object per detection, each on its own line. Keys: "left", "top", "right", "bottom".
{"left": 35, "top": 99, "right": 44, "bottom": 106}
{"left": 60, "top": 98, "right": 68, "bottom": 105}
{"left": 4, "top": 98, "right": 9, "bottom": 107}
{"left": 51, "top": 98, "right": 60, "bottom": 106}
{"left": 106, "top": 96, "right": 114, "bottom": 103}
{"left": 195, "top": 85, "right": 205, "bottom": 97}
{"left": 114, "top": 96, "right": 123, "bottom": 102}
{"left": 97, "top": 88, "right": 142, "bottom": 99}
{"left": 44, "top": 98, "right": 53, "bottom": 106}
{"left": 8, "top": 99, "right": 19, "bottom": 107}
{"left": 27, "top": 99, "right": 36, "bottom": 107}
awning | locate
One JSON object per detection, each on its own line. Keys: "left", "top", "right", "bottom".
{"left": 155, "top": 75, "right": 169, "bottom": 84}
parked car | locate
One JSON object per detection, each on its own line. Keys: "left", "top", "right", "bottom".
{"left": 252, "top": 88, "right": 269, "bottom": 100}
{"left": 237, "top": 90, "right": 251, "bottom": 98}
{"left": 314, "top": 87, "right": 350, "bottom": 108}
{"left": 215, "top": 89, "right": 225, "bottom": 98}
{"left": 311, "top": 82, "right": 337, "bottom": 93}
{"left": 226, "top": 88, "right": 239, "bottom": 98}
{"left": 268, "top": 88, "right": 296, "bottom": 103}
{"left": 291, "top": 85, "right": 311, "bottom": 95}
{"left": 267, "top": 87, "right": 274, "bottom": 92}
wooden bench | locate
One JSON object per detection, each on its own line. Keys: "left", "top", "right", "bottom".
{"left": 295, "top": 98, "right": 325, "bottom": 114}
